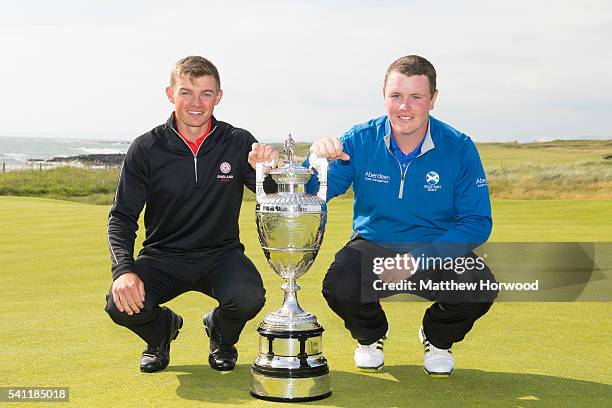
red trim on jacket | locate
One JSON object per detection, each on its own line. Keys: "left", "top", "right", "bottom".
{"left": 175, "top": 118, "right": 213, "bottom": 154}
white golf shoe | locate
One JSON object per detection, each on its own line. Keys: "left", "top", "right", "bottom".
{"left": 354, "top": 331, "right": 388, "bottom": 372}
{"left": 419, "top": 326, "right": 454, "bottom": 377}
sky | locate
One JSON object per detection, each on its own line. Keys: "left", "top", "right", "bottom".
{"left": 1, "top": 0, "right": 611, "bottom": 142}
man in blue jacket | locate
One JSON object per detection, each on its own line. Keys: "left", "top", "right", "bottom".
{"left": 307, "top": 55, "right": 495, "bottom": 376}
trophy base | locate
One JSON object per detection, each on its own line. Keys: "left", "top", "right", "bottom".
{"left": 250, "top": 326, "right": 332, "bottom": 402}
{"left": 250, "top": 371, "right": 332, "bottom": 402}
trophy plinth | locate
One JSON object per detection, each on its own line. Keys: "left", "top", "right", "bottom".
{"left": 250, "top": 135, "right": 331, "bottom": 402}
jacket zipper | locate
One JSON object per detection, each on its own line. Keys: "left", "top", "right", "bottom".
{"left": 170, "top": 124, "right": 217, "bottom": 184}
{"left": 386, "top": 144, "right": 412, "bottom": 199}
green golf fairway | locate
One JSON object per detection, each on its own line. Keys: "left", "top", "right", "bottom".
{"left": 0, "top": 196, "right": 610, "bottom": 407}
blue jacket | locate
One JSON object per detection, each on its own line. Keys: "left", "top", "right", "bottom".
{"left": 305, "top": 115, "right": 492, "bottom": 259}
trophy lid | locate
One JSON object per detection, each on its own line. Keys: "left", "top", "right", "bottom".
{"left": 269, "top": 162, "right": 313, "bottom": 184}
{"left": 268, "top": 134, "right": 313, "bottom": 185}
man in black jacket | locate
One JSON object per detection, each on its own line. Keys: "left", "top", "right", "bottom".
{"left": 105, "top": 56, "right": 279, "bottom": 373}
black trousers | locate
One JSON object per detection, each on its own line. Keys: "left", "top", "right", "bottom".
{"left": 322, "top": 239, "right": 495, "bottom": 349}
{"left": 105, "top": 247, "right": 265, "bottom": 346}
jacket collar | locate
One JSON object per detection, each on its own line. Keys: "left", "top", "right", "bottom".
{"left": 383, "top": 116, "right": 435, "bottom": 157}
{"left": 164, "top": 113, "right": 220, "bottom": 154}
{"left": 165, "top": 113, "right": 218, "bottom": 136}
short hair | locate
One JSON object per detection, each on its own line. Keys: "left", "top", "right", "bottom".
{"left": 170, "top": 56, "right": 221, "bottom": 89}
{"left": 384, "top": 55, "right": 437, "bottom": 96}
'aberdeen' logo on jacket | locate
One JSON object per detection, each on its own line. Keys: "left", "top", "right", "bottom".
{"left": 364, "top": 171, "right": 390, "bottom": 184}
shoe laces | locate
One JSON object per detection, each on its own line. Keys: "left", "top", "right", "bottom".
{"left": 143, "top": 345, "right": 161, "bottom": 357}
{"left": 358, "top": 336, "right": 385, "bottom": 353}
{"left": 211, "top": 326, "right": 235, "bottom": 353}
{"left": 423, "top": 339, "right": 452, "bottom": 356}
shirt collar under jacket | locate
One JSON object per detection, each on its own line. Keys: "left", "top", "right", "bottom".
{"left": 389, "top": 129, "right": 426, "bottom": 165}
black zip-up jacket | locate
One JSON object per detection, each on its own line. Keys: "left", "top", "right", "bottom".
{"left": 108, "top": 114, "right": 270, "bottom": 280}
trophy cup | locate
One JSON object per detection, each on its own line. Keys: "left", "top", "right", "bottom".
{"left": 250, "top": 135, "right": 331, "bottom": 402}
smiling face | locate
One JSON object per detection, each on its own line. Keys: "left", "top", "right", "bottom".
{"left": 383, "top": 71, "right": 437, "bottom": 140}
{"left": 165, "top": 74, "right": 222, "bottom": 137}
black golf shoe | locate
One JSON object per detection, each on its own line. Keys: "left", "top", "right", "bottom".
{"left": 203, "top": 308, "right": 238, "bottom": 371}
{"left": 140, "top": 307, "right": 183, "bottom": 373}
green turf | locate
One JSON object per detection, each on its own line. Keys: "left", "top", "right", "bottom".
{"left": 0, "top": 196, "right": 611, "bottom": 407}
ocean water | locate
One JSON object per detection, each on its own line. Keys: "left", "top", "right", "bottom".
{"left": 0, "top": 136, "right": 130, "bottom": 170}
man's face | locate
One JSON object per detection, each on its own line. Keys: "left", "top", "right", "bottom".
{"left": 383, "top": 72, "right": 437, "bottom": 139}
{"left": 166, "top": 74, "right": 222, "bottom": 129}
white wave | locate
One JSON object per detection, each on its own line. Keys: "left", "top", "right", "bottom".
{"left": 1, "top": 152, "right": 28, "bottom": 162}
{"left": 95, "top": 140, "right": 130, "bottom": 146}
{"left": 80, "top": 147, "right": 126, "bottom": 154}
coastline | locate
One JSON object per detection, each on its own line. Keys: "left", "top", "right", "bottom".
{"left": 0, "top": 136, "right": 130, "bottom": 171}
{"left": 3, "top": 153, "right": 125, "bottom": 172}
{"left": 46, "top": 153, "right": 125, "bottom": 166}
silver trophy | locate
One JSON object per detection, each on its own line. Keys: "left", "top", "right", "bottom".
{"left": 250, "top": 134, "right": 331, "bottom": 402}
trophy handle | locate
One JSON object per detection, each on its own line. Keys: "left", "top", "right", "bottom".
{"left": 308, "top": 153, "right": 328, "bottom": 202}
{"left": 256, "top": 162, "right": 273, "bottom": 202}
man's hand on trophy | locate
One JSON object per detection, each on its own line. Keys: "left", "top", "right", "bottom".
{"left": 310, "top": 138, "right": 350, "bottom": 161}
{"left": 249, "top": 143, "right": 280, "bottom": 170}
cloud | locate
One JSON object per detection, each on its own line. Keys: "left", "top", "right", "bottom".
{"left": 1, "top": 0, "right": 610, "bottom": 141}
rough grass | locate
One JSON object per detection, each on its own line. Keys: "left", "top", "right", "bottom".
{"left": 477, "top": 139, "right": 612, "bottom": 167}
{"left": 487, "top": 160, "right": 612, "bottom": 199}
{"left": 0, "top": 196, "right": 611, "bottom": 407}
{"left": 0, "top": 166, "right": 120, "bottom": 204}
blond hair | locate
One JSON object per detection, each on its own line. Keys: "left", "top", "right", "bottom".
{"left": 170, "top": 56, "right": 221, "bottom": 89}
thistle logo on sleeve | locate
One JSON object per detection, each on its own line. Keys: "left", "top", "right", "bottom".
{"left": 217, "top": 161, "right": 234, "bottom": 181}
{"left": 424, "top": 171, "right": 442, "bottom": 191}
